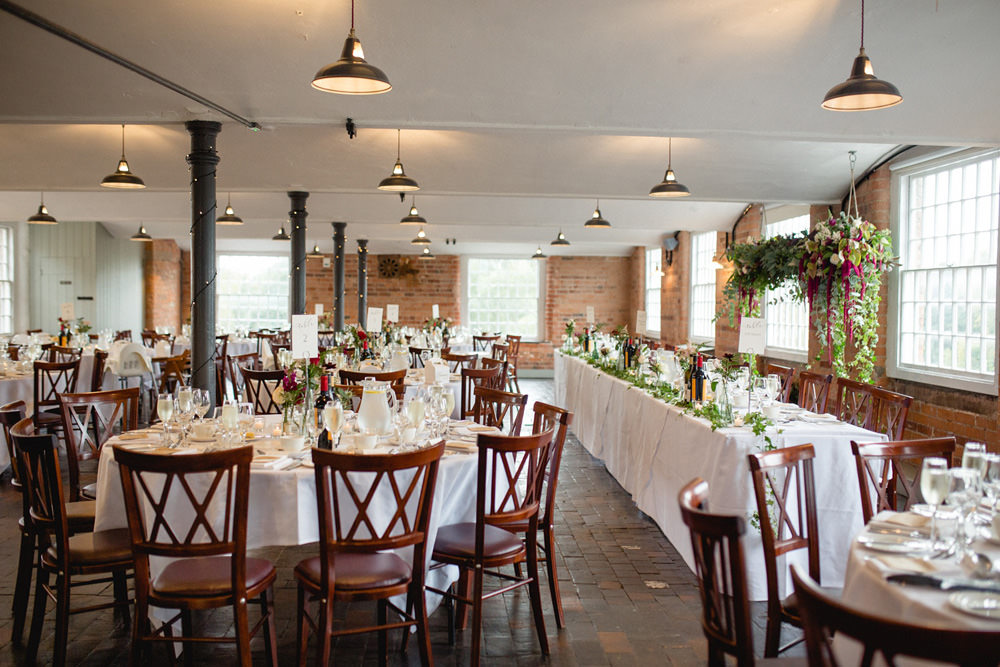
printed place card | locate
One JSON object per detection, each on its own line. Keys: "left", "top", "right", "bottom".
{"left": 386, "top": 304, "right": 399, "bottom": 322}
{"left": 367, "top": 307, "right": 384, "bottom": 333}
{"left": 314, "top": 303, "right": 324, "bottom": 315}
{"left": 738, "top": 317, "right": 766, "bottom": 355}
{"left": 60, "top": 302, "right": 75, "bottom": 321}
{"left": 291, "top": 314, "right": 319, "bottom": 359}
{"left": 636, "top": 310, "right": 647, "bottom": 336}
{"left": 432, "top": 303, "right": 440, "bottom": 318}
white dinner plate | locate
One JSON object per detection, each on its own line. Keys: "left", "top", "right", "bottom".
{"left": 949, "top": 591, "right": 1000, "bottom": 620}
{"left": 856, "top": 533, "right": 934, "bottom": 554}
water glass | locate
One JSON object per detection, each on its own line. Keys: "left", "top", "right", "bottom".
{"left": 962, "top": 442, "right": 987, "bottom": 473}
{"left": 920, "top": 457, "right": 950, "bottom": 546}
{"left": 948, "top": 467, "right": 982, "bottom": 555}
{"left": 981, "top": 454, "right": 1000, "bottom": 512}
{"left": 156, "top": 392, "right": 175, "bottom": 425}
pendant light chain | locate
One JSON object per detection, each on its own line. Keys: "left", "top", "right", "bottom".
{"left": 120, "top": 123, "right": 126, "bottom": 157}
{"left": 847, "top": 151, "right": 860, "bottom": 219}
{"left": 351, "top": 0, "right": 355, "bottom": 31}
{"left": 188, "top": 165, "right": 219, "bottom": 382}
{"left": 860, "top": 0, "right": 865, "bottom": 49}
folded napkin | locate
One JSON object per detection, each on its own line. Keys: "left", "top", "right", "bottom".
{"left": 882, "top": 512, "right": 930, "bottom": 528}
{"left": 445, "top": 440, "right": 478, "bottom": 452}
{"left": 118, "top": 433, "right": 153, "bottom": 442}
{"left": 468, "top": 425, "right": 500, "bottom": 433}
{"left": 252, "top": 455, "right": 293, "bottom": 469}
{"left": 866, "top": 554, "right": 938, "bottom": 575}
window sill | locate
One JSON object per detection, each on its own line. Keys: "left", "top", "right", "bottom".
{"left": 763, "top": 347, "right": 808, "bottom": 364}
{"left": 888, "top": 364, "right": 998, "bottom": 397}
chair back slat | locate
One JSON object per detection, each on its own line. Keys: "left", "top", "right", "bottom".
{"left": 869, "top": 386, "right": 913, "bottom": 440}
{"left": 530, "top": 401, "right": 573, "bottom": 526}
{"left": 797, "top": 372, "right": 832, "bottom": 413}
{"left": 10, "top": 418, "right": 70, "bottom": 562}
{"left": 49, "top": 345, "right": 83, "bottom": 364}
{"left": 851, "top": 437, "right": 956, "bottom": 523}
{"left": 478, "top": 357, "right": 509, "bottom": 388}
{"left": 157, "top": 350, "right": 190, "bottom": 393}
{"left": 472, "top": 335, "right": 499, "bottom": 353}
{"left": 471, "top": 386, "right": 528, "bottom": 435}
{"left": 240, "top": 367, "right": 284, "bottom": 414}
{"left": 409, "top": 346, "right": 435, "bottom": 368}
{"left": 832, "top": 377, "right": 876, "bottom": 428}
{"left": 460, "top": 366, "right": 503, "bottom": 419}
{"left": 91, "top": 348, "right": 109, "bottom": 391}
{"left": 227, "top": 351, "right": 260, "bottom": 401}
{"left": 318, "top": 331, "right": 338, "bottom": 347}
{"left": 477, "top": 430, "right": 553, "bottom": 531}
{"left": 0, "top": 400, "right": 27, "bottom": 489}
{"left": 678, "top": 478, "right": 754, "bottom": 665}
{"left": 33, "top": 359, "right": 81, "bottom": 420}
{"left": 505, "top": 334, "right": 522, "bottom": 358}
{"left": 491, "top": 343, "right": 509, "bottom": 363}
{"left": 442, "top": 352, "right": 478, "bottom": 373}
{"left": 338, "top": 368, "right": 407, "bottom": 387}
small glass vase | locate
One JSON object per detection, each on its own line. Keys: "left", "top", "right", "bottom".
{"left": 715, "top": 379, "right": 734, "bottom": 426}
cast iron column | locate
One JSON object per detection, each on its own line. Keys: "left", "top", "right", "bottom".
{"left": 357, "top": 239, "right": 368, "bottom": 328}
{"left": 288, "top": 191, "right": 309, "bottom": 315}
{"left": 332, "top": 222, "right": 346, "bottom": 330}
{"left": 185, "top": 120, "right": 221, "bottom": 404}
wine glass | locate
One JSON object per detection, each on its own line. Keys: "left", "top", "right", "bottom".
{"left": 947, "top": 467, "right": 982, "bottom": 556}
{"left": 443, "top": 388, "right": 456, "bottom": 420}
{"left": 219, "top": 401, "right": 240, "bottom": 444}
{"left": 406, "top": 397, "right": 426, "bottom": 430}
{"left": 962, "top": 442, "right": 987, "bottom": 471}
{"left": 156, "top": 392, "right": 175, "bottom": 426}
{"left": 176, "top": 387, "right": 194, "bottom": 424}
{"left": 920, "top": 457, "right": 950, "bottom": 547}
{"left": 323, "top": 401, "right": 344, "bottom": 448}
{"left": 192, "top": 388, "right": 211, "bottom": 421}
{"left": 764, "top": 374, "right": 782, "bottom": 406}
{"left": 980, "top": 454, "right": 1000, "bottom": 513}
{"left": 237, "top": 402, "right": 254, "bottom": 441}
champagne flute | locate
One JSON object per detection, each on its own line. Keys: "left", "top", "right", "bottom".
{"left": 323, "top": 402, "right": 344, "bottom": 447}
{"left": 406, "top": 397, "right": 426, "bottom": 429}
{"left": 920, "top": 457, "right": 950, "bottom": 547}
{"left": 157, "top": 392, "right": 174, "bottom": 426}
{"left": 765, "top": 374, "right": 782, "bottom": 405}
{"left": 443, "top": 388, "right": 456, "bottom": 419}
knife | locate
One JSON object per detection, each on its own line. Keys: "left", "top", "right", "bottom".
{"left": 887, "top": 573, "right": 1000, "bottom": 594}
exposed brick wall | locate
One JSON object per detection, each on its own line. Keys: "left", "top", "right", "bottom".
{"left": 180, "top": 250, "right": 191, "bottom": 325}
{"left": 143, "top": 239, "right": 182, "bottom": 331}
{"left": 660, "top": 232, "right": 690, "bottom": 344}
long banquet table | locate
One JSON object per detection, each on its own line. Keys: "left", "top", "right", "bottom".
{"left": 554, "top": 350, "right": 885, "bottom": 600}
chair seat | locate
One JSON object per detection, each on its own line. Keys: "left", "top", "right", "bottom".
{"left": 44, "top": 528, "right": 132, "bottom": 567}
{"left": 433, "top": 522, "right": 524, "bottom": 560}
{"left": 152, "top": 556, "right": 275, "bottom": 598}
{"left": 66, "top": 500, "right": 96, "bottom": 531}
{"left": 33, "top": 410, "right": 62, "bottom": 426}
{"left": 294, "top": 552, "right": 412, "bottom": 592}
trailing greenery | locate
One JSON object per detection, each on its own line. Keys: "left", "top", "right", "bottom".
{"left": 720, "top": 232, "right": 805, "bottom": 325}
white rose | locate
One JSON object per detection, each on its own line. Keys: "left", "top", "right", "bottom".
{"left": 272, "top": 386, "right": 285, "bottom": 405}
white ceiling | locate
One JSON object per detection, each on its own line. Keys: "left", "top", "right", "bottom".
{"left": 0, "top": 0, "right": 997, "bottom": 256}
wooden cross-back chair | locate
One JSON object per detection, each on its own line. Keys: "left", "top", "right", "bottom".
{"left": 479, "top": 356, "right": 509, "bottom": 390}
{"left": 338, "top": 368, "right": 407, "bottom": 390}
{"left": 317, "top": 330, "right": 338, "bottom": 347}
{"left": 48, "top": 345, "right": 82, "bottom": 364}
{"left": 6, "top": 344, "right": 19, "bottom": 360}
{"left": 505, "top": 335, "right": 523, "bottom": 393}
{"left": 791, "top": 565, "right": 1000, "bottom": 667}
{"left": 409, "top": 346, "right": 434, "bottom": 368}
{"left": 114, "top": 329, "right": 132, "bottom": 342}
{"left": 1, "top": 400, "right": 27, "bottom": 490}
{"left": 472, "top": 334, "right": 498, "bottom": 352}
{"left": 764, "top": 363, "right": 795, "bottom": 403}
{"left": 442, "top": 351, "right": 478, "bottom": 373}
{"left": 334, "top": 384, "right": 363, "bottom": 411}
{"left": 797, "top": 371, "right": 833, "bottom": 414}
{"left": 227, "top": 351, "right": 260, "bottom": 402}
{"left": 58, "top": 387, "right": 140, "bottom": 502}
{"left": 157, "top": 350, "right": 189, "bottom": 394}
{"left": 470, "top": 385, "right": 528, "bottom": 435}
{"left": 90, "top": 348, "right": 109, "bottom": 391}
{"left": 13, "top": 418, "right": 131, "bottom": 667}
{"left": 491, "top": 342, "right": 509, "bottom": 364}
{"left": 429, "top": 429, "right": 554, "bottom": 667}
{"left": 850, "top": 437, "right": 957, "bottom": 524}
{"left": 140, "top": 330, "right": 156, "bottom": 347}
{"left": 295, "top": 443, "right": 445, "bottom": 667}
{"left": 869, "top": 386, "right": 914, "bottom": 440}
{"left": 832, "top": 377, "right": 876, "bottom": 428}
{"left": 748, "top": 443, "right": 820, "bottom": 658}
{"left": 678, "top": 478, "right": 756, "bottom": 666}
{"left": 459, "top": 366, "right": 503, "bottom": 419}
{"left": 240, "top": 367, "right": 285, "bottom": 415}
{"left": 32, "top": 359, "right": 81, "bottom": 433}
{"left": 113, "top": 445, "right": 278, "bottom": 666}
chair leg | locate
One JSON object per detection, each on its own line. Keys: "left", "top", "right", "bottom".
{"left": 11, "top": 527, "right": 35, "bottom": 644}
{"left": 181, "top": 609, "right": 195, "bottom": 667}
{"left": 413, "top": 581, "right": 433, "bottom": 667}
{"left": 526, "top": 532, "right": 549, "bottom": 655}
{"left": 543, "top": 526, "right": 565, "bottom": 628}
{"left": 112, "top": 568, "right": 130, "bottom": 630}
{"left": 445, "top": 582, "right": 456, "bottom": 646}
{"left": 26, "top": 567, "right": 48, "bottom": 664}
{"left": 53, "top": 574, "right": 71, "bottom": 667}
{"left": 456, "top": 567, "right": 472, "bottom": 630}
{"left": 317, "top": 595, "right": 334, "bottom": 667}
{"left": 377, "top": 598, "right": 388, "bottom": 666}
{"left": 296, "top": 584, "right": 309, "bottom": 667}
{"left": 129, "top": 595, "right": 148, "bottom": 667}
{"left": 763, "top": 608, "right": 782, "bottom": 658}
{"left": 399, "top": 589, "right": 414, "bottom": 654}
{"left": 234, "top": 599, "right": 252, "bottom": 667}
{"left": 260, "top": 587, "right": 279, "bottom": 667}
{"left": 470, "top": 564, "right": 485, "bottom": 667}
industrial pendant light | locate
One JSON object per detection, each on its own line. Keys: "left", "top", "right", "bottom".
{"left": 216, "top": 193, "right": 244, "bottom": 225}
{"left": 130, "top": 224, "right": 152, "bottom": 241}
{"left": 378, "top": 129, "right": 419, "bottom": 192}
{"left": 822, "top": 0, "right": 902, "bottom": 111}
{"left": 272, "top": 224, "right": 291, "bottom": 241}
{"left": 308, "top": 244, "right": 324, "bottom": 257}
{"left": 311, "top": 0, "right": 391, "bottom": 95}
{"left": 101, "top": 124, "right": 146, "bottom": 189}
{"left": 649, "top": 138, "right": 690, "bottom": 198}
{"left": 530, "top": 246, "right": 547, "bottom": 259}
{"left": 400, "top": 197, "right": 427, "bottom": 224}
{"left": 550, "top": 230, "right": 570, "bottom": 246}
{"left": 27, "top": 192, "right": 57, "bottom": 224}
{"left": 584, "top": 199, "right": 611, "bottom": 228}
{"left": 410, "top": 227, "right": 431, "bottom": 245}
{"left": 418, "top": 246, "right": 435, "bottom": 260}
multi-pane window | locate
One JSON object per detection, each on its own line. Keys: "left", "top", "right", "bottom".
{"left": 216, "top": 254, "right": 290, "bottom": 331}
{"left": 645, "top": 247, "right": 661, "bottom": 334}
{"left": 689, "top": 232, "right": 717, "bottom": 341}
{"left": 466, "top": 258, "right": 541, "bottom": 338}
{"left": 764, "top": 214, "right": 810, "bottom": 356}
{"left": 0, "top": 227, "right": 12, "bottom": 334}
{"left": 892, "top": 149, "right": 999, "bottom": 391}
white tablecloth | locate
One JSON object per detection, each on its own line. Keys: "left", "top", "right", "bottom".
{"left": 0, "top": 374, "right": 33, "bottom": 468}
{"left": 554, "top": 350, "right": 885, "bottom": 600}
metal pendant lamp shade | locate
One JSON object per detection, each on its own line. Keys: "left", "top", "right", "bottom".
{"left": 27, "top": 193, "right": 57, "bottom": 224}
{"left": 272, "top": 225, "right": 291, "bottom": 241}
{"left": 649, "top": 137, "right": 690, "bottom": 198}
{"left": 400, "top": 197, "right": 427, "bottom": 225}
{"left": 216, "top": 194, "right": 244, "bottom": 225}
{"left": 418, "top": 247, "right": 435, "bottom": 260}
{"left": 551, "top": 230, "right": 570, "bottom": 246}
{"left": 584, "top": 200, "right": 611, "bottom": 228}
{"left": 822, "top": 0, "right": 901, "bottom": 111}
{"left": 101, "top": 124, "right": 146, "bottom": 189}
{"left": 311, "top": 28, "right": 391, "bottom": 95}
{"left": 308, "top": 244, "right": 324, "bottom": 257}
{"left": 531, "top": 246, "right": 547, "bottom": 259}
{"left": 130, "top": 225, "right": 152, "bottom": 241}
{"left": 411, "top": 227, "right": 431, "bottom": 245}
{"left": 378, "top": 129, "right": 419, "bottom": 191}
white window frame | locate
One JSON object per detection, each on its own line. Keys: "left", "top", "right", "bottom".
{"left": 689, "top": 231, "right": 717, "bottom": 343}
{"left": 887, "top": 147, "right": 1000, "bottom": 395}
{"left": 460, "top": 256, "right": 546, "bottom": 342}
{"left": 215, "top": 252, "right": 291, "bottom": 331}
{"left": 0, "top": 226, "right": 12, "bottom": 335}
{"left": 644, "top": 247, "right": 661, "bottom": 337}
{"left": 763, "top": 209, "right": 810, "bottom": 362}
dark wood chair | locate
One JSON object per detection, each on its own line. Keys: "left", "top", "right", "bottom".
{"left": 850, "top": 436, "right": 957, "bottom": 524}
{"left": 471, "top": 385, "right": 529, "bottom": 435}
{"left": 831, "top": 377, "right": 876, "bottom": 428}
{"left": 317, "top": 330, "right": 337, "bottom": 347}
{"left": 679, "top": 478, "right": 755, "bottom": 666}
{"left": 506, "top": 335, "right": 523, "bottom": 393}
{"left": 295, "top": 442, "right": 445, "bottom": 667}
{"left": 1, "top": 399, "right": 26, "bottom": 490}
{"left": 91, "top": 348, "right": 109, "bottom": 391}
{"left": 26, "top": 328, "right": 42, "bottom": 335}
{"left": 491, "top": 342, "right": 509, "bottom": 364}
{"left": 409, "top": 346, "right": 435, "bottom": 368}
{"left": 58, "top": 387, "right": 140, "bottom": 502}
{"left": 113, "top": 329, "right": 132, "bottom": 342}
{"left": 114, "top": 445, "right": 278, "bottom": 666}
{"left": 748, "top": 443, "right": 819, "bottom": 658}
{"left": 227, "top": 351, "right": 260, "bottom": 402}
{"left": 471, "top": 334, "right": 498, "bottom": 352}
{"left": 140, "top": 330, "right": 156, "bottom": 347}
{"left": 442, "top": 351, "right": 478, "bottom": 372}
{"left": 459, "top": 366, "right": 504, "bottom": 419}
{"left": 32, "top": 359, "right": 81, "bottom": 433}
{"left": 869, "top": 385, "right": 914, "bottom": 440}
{"left": 334, "top": 383, "right": 364, "bottom": 411}
{"left": 240, "top": 367, "right": 285, "bottom": 415}
{"left": 429, "top": 429, "right": 554, "bottom": 667}
{"left": 796, "top": 371, "right": 832, "bottom": 413}
{"left": 338, "top": 368, "right": 407, "bottom": 393}
{"left": 791, "top": 564, "right": 1000, "bottom": 666}
{"left": 6, "top": 344, "right": 19, "bottom": 360}
{"left": 48, "top": 345, "right": 82, "bottom": 363}
{"left": 157, "top": 350, "right": 189, "bottom": 394}
{"left": 13, "top": 418, "right": 131, "bottom": 667}
{"left": 764, "top": 363, "right": 795, "bottom": 403}
{"left": 479, "top": 356, "right": 509, "bottom": 388}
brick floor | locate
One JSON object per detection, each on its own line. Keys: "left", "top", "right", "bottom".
{"left": 0, "top": 379, "right": 795, "bottom": 666}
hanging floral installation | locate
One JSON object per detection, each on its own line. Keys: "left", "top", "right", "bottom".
{"left": 720, "top": 230, "right": 805, "bottom": 324}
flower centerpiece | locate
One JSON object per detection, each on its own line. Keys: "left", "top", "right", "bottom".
{"left": 272, "top": 358, "right": 323, "bottom": 434}
{"left": 563, "top": 319, "right": 576, "bottom": 350}
{"left": 721, "top": 232, "right": 805, "bottom": 325}
{"left": 798, "top": 210, "right": 894, "bottom": 381}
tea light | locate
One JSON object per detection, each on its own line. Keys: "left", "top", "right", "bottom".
{"left": 271, "top": 425, "right": 282, "bottom": 437}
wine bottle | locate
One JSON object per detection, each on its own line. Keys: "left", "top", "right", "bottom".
{"left": 690, "top": 354, "right": 707, "bottom": 403}
{"left": 315, "top": 374, "right": 332, "bottom": 449}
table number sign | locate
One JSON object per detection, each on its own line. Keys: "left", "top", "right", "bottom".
{"left": 738, "top": 317, "right": 766, "bottom": 355}
{"left": 60, "top": 302, "right": 75, "bottom": 321}
{"left": 314, "top": 303, "right": 323, "bottom": 315}
{"left": 636, "top": 310, "right": 647, "bottom": 336}
{"left": 367, "top": 307, "right": 384, "bottom": 333}
{"left": 291, "top": 314, "right": 319, "bottom": 359}
{"left": 586, "top": 306, "right": 595, "bottom": 325}
{"left": 386, "top": 304, "right": 399, "bottom": 322}
{"left": 431, "top": 303, "right": 440, "bottom": 319}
